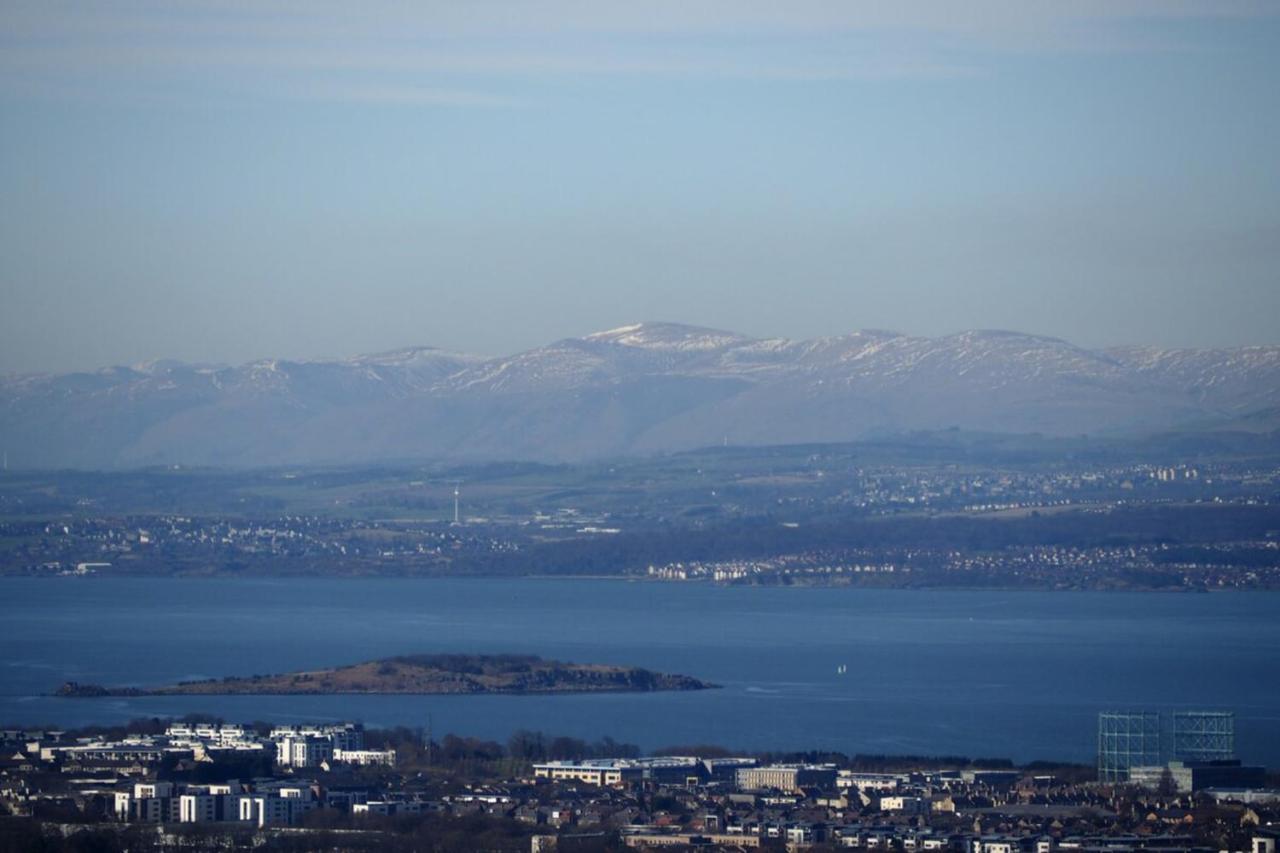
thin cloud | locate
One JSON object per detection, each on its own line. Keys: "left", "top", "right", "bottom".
{"left": 286, "top": 83, "right": 522, "bottom": 108}
{"left": 1, "top": 0, "right": 1274, "bottom": 103}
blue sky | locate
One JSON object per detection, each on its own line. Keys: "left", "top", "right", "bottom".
{"left": 2, "top": 1, "right": 1278, "bottom": 372}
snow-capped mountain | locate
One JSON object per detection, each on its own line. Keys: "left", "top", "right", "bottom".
{"left": 2, "top": 323, "right": 1277, "bottom": 468}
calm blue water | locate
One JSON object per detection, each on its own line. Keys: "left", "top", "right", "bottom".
{"left": 1, "top": 578, "right": 1277, "bottom": 766}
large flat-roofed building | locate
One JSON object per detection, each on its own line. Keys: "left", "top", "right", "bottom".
{"left": 623, "top": 831, "right": 761, "bottom": 848}
{"left": 533, "top": 757, "right": 705, "bottom": 786}
{"left": 57, "top": 741, "right": 192, "bottom": 768}
{"left": 238, "top": 794, "right": 317, "bottom": 827}
{"left": 165, "top": 724, "right": 251, "bottom": 746}
{"left": 962, "top": 770, "right": 1022, "bottom": 787}
{"left": 276, "top": 736, "right": 333, "bottom": 768}
{"left": 879, "top": 795, "right": 929, "bottom": 814}
{"left": 1128, "top": 760, "right": 1266, "bottom": 793}
{"left": 177, "top": 783, "right": 243, "bottom": 823}
{"left": 112, "top": 779, "right": 313, "bottom": 827}
{"left": 837, "top": 771, "right": 903, "bottom": 792}
{"left": 178, "top": 794, "right": 218, "bottom": 823}
{"left": 632, "top": 757, "right": 703, "bottom": 784}
{"left": 334, "top": 748, "right": 396, "bottom": 766}
{"left": 736, "top": 764, "right": 838, "bottom": 793}
{"left": 269, "top": 723, "right": 363, "bottom": 751}
{"left": 702, "top": 757, "right": 758, "bottom": 782}
{"left": 535, "top": 760, "right": 635, "bottom": 786}
{"left": 113, "top": 782, "right": 178, "bottom": 823}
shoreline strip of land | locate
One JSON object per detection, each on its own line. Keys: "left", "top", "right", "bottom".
{"left": 54, "top": 653, "right": 718, "bottom": 698}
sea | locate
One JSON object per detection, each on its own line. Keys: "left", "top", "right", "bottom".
{"left": 2, "top": 578, "right": 1278, "bottom": 766}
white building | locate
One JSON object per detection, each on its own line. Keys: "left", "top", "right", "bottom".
{"left": 238, "top": 794, "right": 316, "bottom": 827}
{"left": 178, "top": 794, "right": 217, "bottom": 823}
{"left": 837, "top": 771, "right": 904, "bottom": 792}
{"left": 114, "top": 782, "right": 177, "bottom": 823}
{"left": 334, "top": 748, "right": 396, "bottom": 767}
{"left": 275, "top": 736, "right": 333, "bottom": 768}
{"left": 880, "top": 795, "right": 929, "bottom": 814}
{"left": 533, "top": 757, "right": 704, "bottom": 787}
{"left": 354, "top": 800, "right": 425, "bottom": 816}
{"left": 165, "top": 724, "right": 250, "bottom": 746}
{"left": 270, "top": 723, "right": 363, "bottom": 751}
{"left": 176, "top": 783, "right": 243, "bottom": 823}
{"left": 736, "top": 764, "right": 838, "bottom": 793}
{"left": 534, "top": 759, "right": 632, "bottom": 786}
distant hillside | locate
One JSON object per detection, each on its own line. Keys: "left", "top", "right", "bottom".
{"left": 3, "top": 323, "right": 1278, "bottom": 468}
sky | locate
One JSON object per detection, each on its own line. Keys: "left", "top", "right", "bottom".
{"left": 2, "top": 1, "right": 1279, "bottom": 373}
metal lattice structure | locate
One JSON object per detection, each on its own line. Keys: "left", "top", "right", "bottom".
{"left": 1172, "top": 711, "right": 1234, "bottom": 763}
{"left": 1098, "top": 711, "right": 1161, "bottom": 783}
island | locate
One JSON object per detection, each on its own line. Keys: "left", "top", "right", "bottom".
{"left": 54, "top": 654, "right": 717, "bottom": 697}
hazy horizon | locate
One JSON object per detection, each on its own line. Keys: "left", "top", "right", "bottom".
{"left": 4, "top": 1, "right": 1280, "bottom": 373}
{"left": 6, "top": 318, "right": 1280, "bottom": 377}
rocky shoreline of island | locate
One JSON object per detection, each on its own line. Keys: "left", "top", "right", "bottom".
{"left": 54, "top": 653, "right": 717, "bottom": 697}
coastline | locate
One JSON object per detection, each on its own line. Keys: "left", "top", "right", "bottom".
{"left": 53, "top": 654, "right": 719, "bottom": 700}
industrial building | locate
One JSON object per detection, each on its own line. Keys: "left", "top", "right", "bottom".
{"left": 1098, "top": 710, "right": 1239, "bottom": 783}
{"left": 1172, "top": 712, "right": 1235, "bottom": 763}
{"left": 1098, "top": 711, "right": 1162, "bottom": 783}
{"left": 1126, "top": 760, "right": 1266, "bottom": 793}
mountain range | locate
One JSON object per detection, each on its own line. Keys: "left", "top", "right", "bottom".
{"left": 3, "top": 323, "right": 1278, "bottom": 469}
